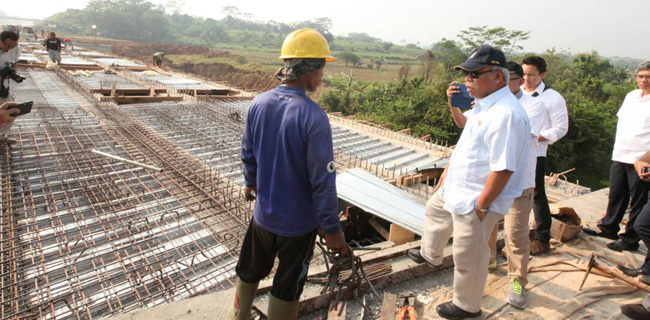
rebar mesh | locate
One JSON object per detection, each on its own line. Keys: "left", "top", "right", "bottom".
{"left": 1, "top": 70, "right": 252, "bottom": 319}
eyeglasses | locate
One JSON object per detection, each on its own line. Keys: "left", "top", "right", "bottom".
{"left": 509, "top": 75, "right": 522, "bottom": 81}
{"left": 461, "top": 68, "right": 496, "bottom": 79}
{"left": 637, "top": 75, "right": 650, "bottom": 80}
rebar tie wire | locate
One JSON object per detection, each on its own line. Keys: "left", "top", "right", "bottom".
{"left": 316, "top": 238, "right": 381, "bottom": 317}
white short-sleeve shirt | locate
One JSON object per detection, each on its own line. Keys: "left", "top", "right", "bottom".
{"left": 612, "top": 89, "right": 650, "bottom": 164}
{"left": 442, "top": 86, "right": 531, "bottom": 215}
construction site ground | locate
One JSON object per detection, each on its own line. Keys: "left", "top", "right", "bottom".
{"left": 104, "top": 188, "right": 648, "bottom": 320}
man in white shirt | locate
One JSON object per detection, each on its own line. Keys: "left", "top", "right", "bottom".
{"left": 408, "top": 45, "right": 530, "bottom": 319}
{"left": 583, "top": 61, "right": 650, "bottom": 253}
{"left": 442, "top": 61, "right": 548, "bottom": 309}
{"left": 0, "top": 31, "right": 22, "bottom": 144}
{"left": 521, "top": 56, "right": 569, "bottom": 255}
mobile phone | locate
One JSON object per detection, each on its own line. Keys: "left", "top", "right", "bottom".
{"left": 7, "top": 101, "right": 33, "bottom": 117}
{"left": 451, "top": 84, "right": 473, "bottom": 110}
{"left": 643, "top": 167, "right": 650, "bottom": 175}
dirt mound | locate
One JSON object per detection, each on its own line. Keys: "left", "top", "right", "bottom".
{"left": 171, "top": 62, "right": 277, "bottom": 93}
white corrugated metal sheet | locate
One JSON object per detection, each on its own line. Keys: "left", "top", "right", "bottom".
{"left": 336, "top": 168, "right": 425, "bottom": 235}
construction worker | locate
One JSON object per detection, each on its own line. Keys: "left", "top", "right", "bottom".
{"left": 521, "top": 56, "right": 569, "bottom": 255}
{"left": 44, "top": 32, "right": 62, "bottom": 64}
{"left": 444, "top": 61, "right": 549, "bottom": 309}
{"left": 63, "top": 37, "right": 74, "bottom": 54}
{"left": 153, "top": 52, "right": 164, "bottom": 67}
{"left": 408, "top": 45, "right": 530, "bottom": 319}
{"left": 228, "top": 28, "right": 345, "bottom": 320}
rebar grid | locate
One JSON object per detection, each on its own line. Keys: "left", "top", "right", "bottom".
{"left": 72, "top": 73, "right": 146, "bottom": 90}
{"left": 1, "top": 69, "right": 252, "bottom": 319}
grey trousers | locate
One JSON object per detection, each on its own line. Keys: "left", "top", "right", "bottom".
{"left": 48, "top": 49, "right": 61, "bottom": 63}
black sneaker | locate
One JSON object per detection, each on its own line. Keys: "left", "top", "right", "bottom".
{"left": 621, "top": 303, "right": 650, "bottom": 320}
{"left": 607, "top": 239, "right": 639, "bottom": 252}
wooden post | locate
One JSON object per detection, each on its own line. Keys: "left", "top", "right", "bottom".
{"left": 110, "top": 81, "right": 116, "bottom": 97}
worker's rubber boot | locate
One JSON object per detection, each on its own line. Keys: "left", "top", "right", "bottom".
{"left": 267, "top": 294, "right": 300, "bottom": 320}
{"left": 227, "top": 278, "right": 259, "bottom": 320}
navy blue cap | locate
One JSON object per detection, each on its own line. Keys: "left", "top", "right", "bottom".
{"left": 507, "top": 61, "right": 524, "bottom": 77}
{"left": 454, "top": 45, "right": 507, "bottom": 71}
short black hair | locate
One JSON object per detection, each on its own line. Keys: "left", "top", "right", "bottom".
{"left": 522, "top": 56, "right": 547, "bottom": 73}
{"left": 1, "top": 31, "right": 19, "bottom": 42}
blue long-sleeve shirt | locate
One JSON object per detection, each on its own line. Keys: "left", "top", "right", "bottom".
{"left": 241, "top": 86, "right": 340, "bottom": 237}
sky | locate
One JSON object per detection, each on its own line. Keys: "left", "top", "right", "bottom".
{"left": 2, "top": 0, "right": 648, "bottom": 59}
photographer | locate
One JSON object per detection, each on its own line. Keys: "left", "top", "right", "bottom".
{"left": 0, "top": 31, "right": 22, "bottom": 144}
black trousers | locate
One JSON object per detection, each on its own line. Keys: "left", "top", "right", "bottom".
{"left": 533, "top": 157, "right": 552, "bottom": 243}
{"left": 598, "top": 161, "right": 650, "bottom": 244}
{"left": 235, "top": 219, "right": 317, "bottom": 302}
{"left": 634, "top": 194, "right": 650, "bottom": 274}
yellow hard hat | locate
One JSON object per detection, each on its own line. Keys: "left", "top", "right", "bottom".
{"left": 279, "top": 28, "right": 336, "bottom": 62}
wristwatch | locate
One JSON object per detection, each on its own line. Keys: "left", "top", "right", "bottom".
{"left": 474, "top": 201, "right": 489, "bottom": 214}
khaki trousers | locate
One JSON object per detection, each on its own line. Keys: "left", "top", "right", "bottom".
{"left": 420, "top": 192, "right": 502, "bottom": 313}
{"left": 488, "top": 187, "right": 534, "bottom": 286}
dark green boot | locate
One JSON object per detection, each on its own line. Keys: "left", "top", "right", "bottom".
{"left": 227, "top": 278, "right": 259, "bottom": 320}
{"left": 267, "top": 294, "right": 300, "bottom": 320}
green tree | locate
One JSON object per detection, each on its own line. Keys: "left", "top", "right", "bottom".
{"left": 457, "top": 26, "right": 530, "bottom": 56}
{"left": 338, "top": 52, "right": 361, "bottom": 67}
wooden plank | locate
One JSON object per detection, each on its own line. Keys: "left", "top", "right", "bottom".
{"left": 398, "top": 128, "right": 411, "bottom": 134}
{"left": 100, "top": 96, "right": 184, "bottom": 104}
{"left": 420, "top": 134, "right": 431, "bottom": 140}
{"left": 369, "top": 218, "right": 390, "bottom": 240}
{"left": 379, "top": 292, "right": 398, "bottom": 320}
{"left": 327, "top": 300, "right": 346, "bottom": 319}
{"left": 90, "top": 88, "right": 168, "bottom": 95}
{"left": 389, "top": 224, "right": 415, "bottom": 245}
{"left": 60, "top": 64, "right": 104, "bottom": 70}
{"left": 176, "top": 88, "right": 231, "bottom": 95}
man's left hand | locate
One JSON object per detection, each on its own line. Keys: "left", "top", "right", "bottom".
{"left": 474, "top": 205, "right": 486, "bottom": 221}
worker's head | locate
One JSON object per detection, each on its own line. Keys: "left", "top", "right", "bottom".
{"left": 454, "top": 45, "right": 508, "bottom": 99}
{"left": 0, "top": 31, "right": 19, "bottom": 52}
{"left": 276, "top": 29, "right": 336, "bottom": 92}
{"left": 522, "top": 56, "right": 547, "bottom": 91}
{"left": 506, "top": 61, "right": 524, "bottom": 95}
{"left": 49, "top": 32, "right": 56, "bottom": 39}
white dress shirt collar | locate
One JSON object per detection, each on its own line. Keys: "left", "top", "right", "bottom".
{"left": 475, "top": 85, "right": 510, "bottom": 110}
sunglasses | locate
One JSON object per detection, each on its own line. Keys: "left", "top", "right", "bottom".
{"left": 461, "top": 69, "right": 496, "bottom": 79}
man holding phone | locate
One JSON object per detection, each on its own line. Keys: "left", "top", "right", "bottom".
{"left": 0, "top": 102, "right": 20, "bottom": 128}
{"left": 409, "top": 45, "right": 530, "bottom": 319}
{"left": 584, "top": 61, "right": 650, "bottom": 253}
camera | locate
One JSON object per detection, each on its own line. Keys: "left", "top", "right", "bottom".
{"left": 0, "top": 65, "right": 26, "bottom": 84}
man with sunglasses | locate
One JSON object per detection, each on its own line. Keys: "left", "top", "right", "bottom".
{"left": 409, "top": 45, "right": 530, "bottom": 319}
{"left": 521, "top": 56, "right": 569, "bottom": 255}
{"left": 443, "top": 61, "right": 549, "bottom": 309}
{"left": 0, "top": 31, "right": 21, "bottom": 144}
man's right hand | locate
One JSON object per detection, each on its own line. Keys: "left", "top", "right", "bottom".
{"left": 323, "top": 230, "right": 347, "bottom": 255}
{"left": 634, "top": 160, "right": 650, "bottom": 181}
{"left": 0, "top": 103, "right": 19, "bottom": 128}
{"left": 446, "top": 81, "right": 460, "bottom": 105}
